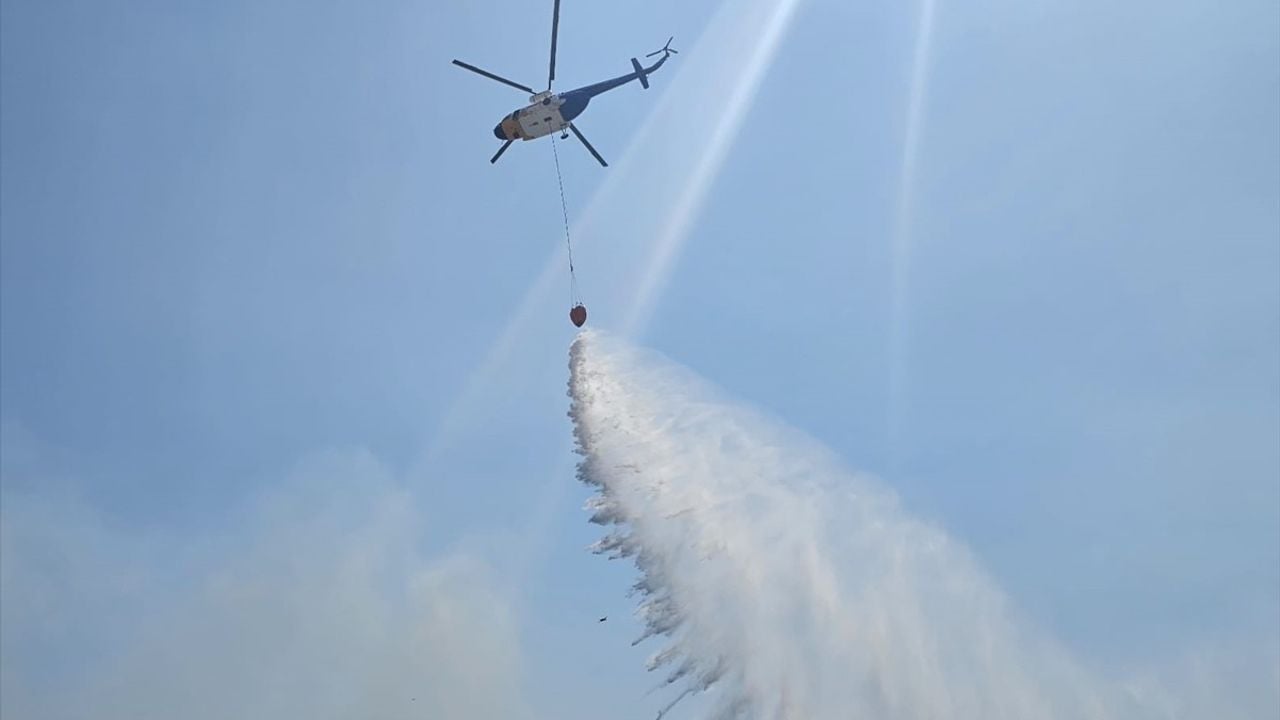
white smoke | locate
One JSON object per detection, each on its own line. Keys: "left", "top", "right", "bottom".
{"left": 0, "top": 447, "right": 534, "bottom": 720}
{"left": 569, "top": 330, "right": 1183, "bottom": 719}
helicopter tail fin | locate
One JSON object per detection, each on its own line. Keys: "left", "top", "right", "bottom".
{"left": 630, "top": 58, "right": 650, "bottom": 89}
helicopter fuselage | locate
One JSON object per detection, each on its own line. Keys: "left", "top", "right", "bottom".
{"left": 494, "top": 91, "right": 584, "bottom": 141}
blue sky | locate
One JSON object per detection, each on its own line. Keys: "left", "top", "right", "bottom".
{"left": 2, "top": 0, "right": 1278, "bottom": 717}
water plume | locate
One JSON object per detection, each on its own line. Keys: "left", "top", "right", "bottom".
{"left": 568, "top": 330, "right": 1143, "bottom": 719}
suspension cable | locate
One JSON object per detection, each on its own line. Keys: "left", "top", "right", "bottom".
{"left": 550, "top": 133, "right": 581, "bottom": 305}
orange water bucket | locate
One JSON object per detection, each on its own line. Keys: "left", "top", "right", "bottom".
{"left": 569, "top": 304, "right": 587, "bottom": 327}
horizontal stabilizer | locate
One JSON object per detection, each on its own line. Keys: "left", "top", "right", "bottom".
{"left": 631, "top": 58, "right": 650, "bottom": 89}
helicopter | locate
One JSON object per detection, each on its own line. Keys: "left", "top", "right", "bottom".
{"left": 452, "top": 0, "right": 677, "bottom": 167}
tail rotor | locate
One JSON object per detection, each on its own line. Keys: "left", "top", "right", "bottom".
{"left": 645, "top": 36, "right": 678, "bottom": 58}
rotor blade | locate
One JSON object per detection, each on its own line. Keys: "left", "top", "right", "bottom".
{"left": 568, "top": 123, "right": 607, "bottom": 167}
{"left": 490, "top": 139, "right": 515, "bottom": 164}
{"left": 547, "top": 0, "right": 561, "bottom": 90}
{"left": 452, "top": 60, "right": 535, "bottom": 94}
